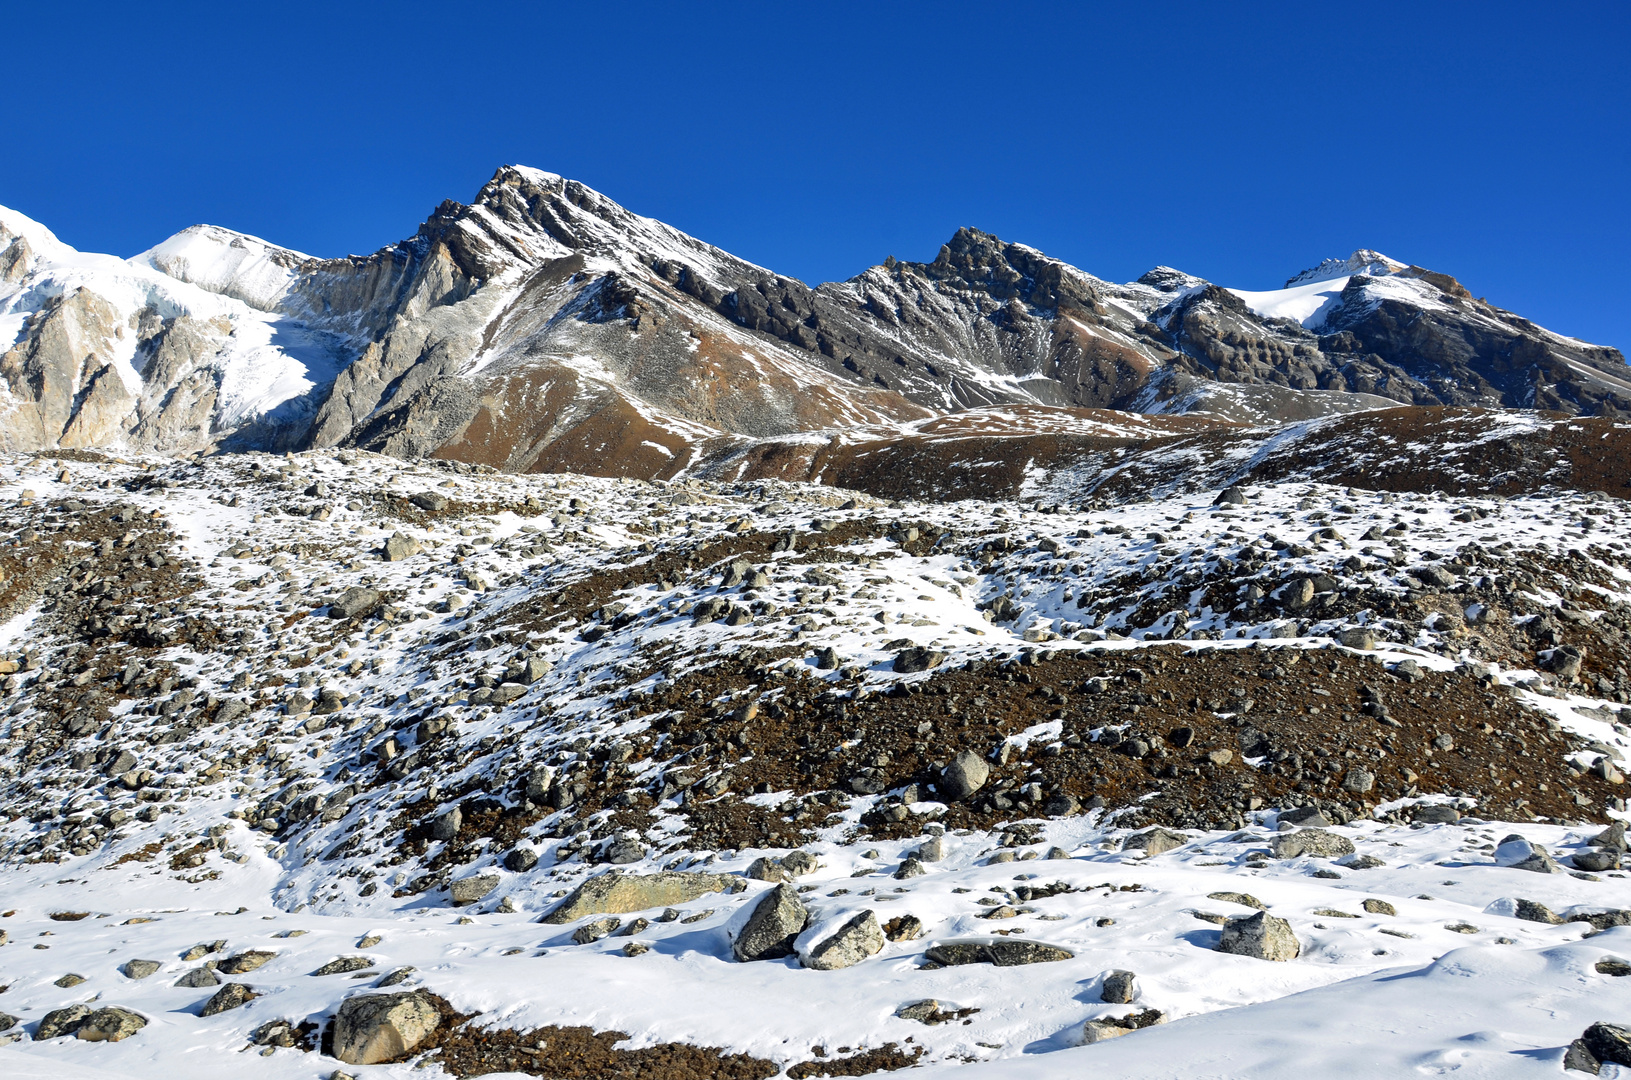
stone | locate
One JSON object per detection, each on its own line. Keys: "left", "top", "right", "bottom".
{"left": 1340, "top": 768, "right": 1376, "bottom": 794}
{"left": 200, "top": 982, "right": 258, "bottom": 1016}
{"left": 622, "top": 941, "right": 650, "bottom": 957}
{"left": 1361, "top": 898, "right": 1397, "bottom": 916}
{"left": 895, "top": 857, "right": 926, "bottom": 879}
{"left": 1123, "top": 827, "right": 1188, "bottom": 856}
{"left": 1339, "top": 627, "right": 1377, "bottom": 650}
{"left": 1512, "top": 898, "right": 1562, "bottom": 924}
{"left": 939, "top": 751, "right": 990, "bottom": 801}
{"left": 121, "top": 959, "right": 162, "bottom": 980}
{"left": 1565, "top": 1038, "right": 1602, "bottom": 1074}
{"left": 542, "top": 871, "right": 737, "bottom": 923}
{"left": 604, "top": 837, "right": 646, "bottom": 864}
{"left": 429, "top": 806, "right": 462, "bottom": 841}
{"left": 378, "top": 967, "right": 416, "bottom": 987}
{"left": 332, "top": 992, "right": 441, "bottom": 1066}
{"left": 1590, "top": 821, "right": 1628, "bottom": 852}
{"left": 72, "top": 1011, "right": 146, "bottom": 1044}
{"left": 801, "top": 910, "right": 885, "bottom": 970}
{"left": 1214, "top": 486, "right": 1247, "bottom": 506}
{"left": 1574, "top": 850, "right": 1621, "bottom": 872}
{"left": 314, "top": 956, "right": 376, "bottom": 976}
{"left": 1281, "top": 578, "right": 1315, "bottom": 609}
{"left": 572, "top": 917, "right": 622, "bottom": 944}
{"left": 1277, "top": 806, "right": 1332, "bottom": 828}
{"left": 732, "top": 884, "right": 809, "bottom": 962}
{"left": 217, "top": 950, "right": 277, "bottom": 974}
{"left": 1207, "top": 749, "right": 1234, "bottom": 767}
{"left": 1081, "top": 1009, "right": 1165, "bottom": 1045}
{"left": 893, "top": 647, "right": 947, "bottom": 673}
{"left": 813, "top": 647, "right": 839, "bottom": 670}
{"left": 1495, "top": 835, "right": 1565, "bottom": 874}
{"left": 504, "top": 847, "right": 539, "bottom": 872}
{"left": 924, "top": 941, "right": 1074, "bottom": 966}
{"left": 1582, "top": 1022, "right": 1631, "bottom": 1067}
{"left": 1412, "top": 804, "right": 1461, "bottom": 824}
{"left": 1271, "top": 829, "right": 1355, "bottom": 860}
{"left": 450, "top": 874, "right": 500, "bottom": 906}
{"left": 895, "top": 1000, "right": 942, "bottom": 1023}
{"left": 1101, "top": 969, "right": 1137, "bottom": 1003}
{"left": 0, "top": 1013, "right": 15, "bottom": 1033}
{"left": 1044, "top": 793, "right": 1081, "bottom": 817}
{"left": 36, "top": 1004, "right": 92, "bottom": 1040}
{"left": 1217, "top": 911, "right": 1301, "bottom": 961}
{"left": 329, "top": 587, "right": 381, "bottom": 620}
{"left": 383, "top": 534, "right": 421, "bottom": 562}
{"left": 410, "top": 492, "right": 449, "bottom": 512}
{"left": 55, "top": 973, "right": 86, "bottom": 987}
{"left": 175, "top": 966, "right": 222, "bottom": 987}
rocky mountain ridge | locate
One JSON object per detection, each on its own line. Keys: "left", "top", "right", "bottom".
{"left": 3, "top": 167, "right": 1627, "bottom": 485}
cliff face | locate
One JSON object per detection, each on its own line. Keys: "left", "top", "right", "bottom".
{"left": 1, "top": 166, "right": 1625, "bottom": 473}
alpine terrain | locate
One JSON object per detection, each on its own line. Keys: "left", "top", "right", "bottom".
{"left": 0, "top": 168, "right": 1628, "bottom": 1080}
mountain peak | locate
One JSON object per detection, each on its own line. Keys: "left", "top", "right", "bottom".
{"left": 1284, "top": 249, "right": 1407, "bottom": 288}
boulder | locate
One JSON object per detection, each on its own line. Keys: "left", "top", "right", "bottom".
{"left": 1574, "top": 849, "right": 1621, "bottom": 872}
{"left": 332, "top": 992, "right": 442, "bottom": 1066}
{"left": 732, "top": 884, "right": 809, "bottom": 962}
{"left": 1081, "top": 1009, "right": 1164, "bottom": 1044}
{"left": 1122, "top": 827, "right": 1188, "bottom": 856}
{"left": 429, "top": 806, "right": 462, "bottom": 841}
{"left": 75, "top": 1007, "right": 147, "bottom": 1043}
{"left": 1217, "top": 911, "right": 1300, "bottom": 961}
{"left": 801, "top": 910, "right": 885, "bottom": 970}
{"left": 1582, "top": 1021, "right": 1631, "bottom": 1067}
{"left": 383, "top": 534, "right": 422, "bottom": 562}
{"left": 543, "top": 871, "right": 737, "bottom": 923}
{"left": 1101, "top": 970, "right": 1137, "bottom": 1003}
{"left": 200, "top": 982, "right": 258, "bottom": 1016}
{"left": 175, "top": 966, "right": 221, "bottom": 987}
{"left": 1278, "top": 806, "right": 1332, "bottom": 828}
{"left": 121, "top": 959, "right": 162, "bottom": 980}
{"left": 329, "top": 587, "right": 381, "bottom": 620}
{"left": 939, "top": 751, "right": 990, "bottom": 801}
{"left": 1271, "top": 829, "right": 1355, "bottom": 860}
{"left": 36, "top": 1004, "right": 92, "bottom": 1039}
{"left": 1495, "top": 835, "right": 1565, "bottom": 874}
{"left": 893, "top": 647, "right": 947, "bottom": 674}
{"left": 924, "top": 940, "right": 1074, "bottom": 966}
{"left": 1590, "top": 821, "right": 1628, "bottom": 852}
{"left": 314, "top": 956, "right": 376, "bottom": 976}
{"left": 1338, "top": 627, "right": 1377, "bottom": 650}
{"left": 1412, "top": 804, "right": 1461, "bottom": 824}
{"left": 1214, "top": 486, "right": 1247, "bottom": 506}
{"left": 216, "top": 950, "right": 276, "bottom": 974}
{"left": 410, "top": 492, "right": 449, "bottom": 512}
{"left": 450, "top": 874, "right": 499, "bottom": 906}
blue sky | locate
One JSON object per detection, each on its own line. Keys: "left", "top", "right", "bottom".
{"left": 4, "top": 2, "right": 1627, "bottom": 350}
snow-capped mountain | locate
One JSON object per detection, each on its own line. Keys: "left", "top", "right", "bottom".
{"left": 2, "top": 167, "right": 1628, "bottom": 477}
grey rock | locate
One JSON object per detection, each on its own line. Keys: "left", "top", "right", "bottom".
{"left": 1338, "top": 627, "right": 1377, "bottom": 650}
{"left": 216, "top": 950, "right": 276, "bottom": 974}
{"left": 895, "top": 857, "right": 927, "bottom": 879}
{"left": 329, "top": 587, "right": 381, "bottom": 619}
{"left": 1574, "top": 850, "right": 1621, "bottom": 872}
{"left": 731, "top": 883, "right": 809, "bottom": 962}
{"left": 450, "top": 874, "right": 499, "bottom": 906}
{"left": 332, "top": 992, "right": 441, "bottom": 1066}
{"left": 542, "top": 871, "right": 737, "bottom": 923}
{"left": 1361, "top": 898, "right": 1397, "bottom": 916}
{"left": 940, "top": 751, "right": 990, "bottom": 801}
{"left": 175, "top": 966, "right": 221, "bottom": 988}
{"left": 1340, "top": 767, "right": 1375, "bottom": 794}
{"left": 1590, "top": 821, "right": 1628, "bottom": 852}
{"left": 924, "top": 940, "right": 1074, "bottom": 966}
{"left": 571, "top": 917, "right": 622, "bottom": 944}
{"left": 0, "top": 1011, "right": 16, "bottom": 1033}
{"left": 604, "top": 837, "right": 646, "bottom": 864}
{"left": 1123, "top": 827, "right": 1188, "bottom": 856}
{"left": 121, "top": 959, "right": 162, "bottom": 980}
{"left": 1101, "top": 969, "right": 1137, "bottom": 1003}
{"left": 409, "top": 492, "right": 449, "bottom": 512}
{"left": 1277, "top": 806, "right": 1332, "bottom": 828}
{"left": 36, "top": 1004, "right": 92, "bottom": 1040}
{"left": 1214, "top": 486, "right": 1247, "bottom": 506}
{"left": 1217, "top": 911, "right": 1301, "bottom": 961}
{"left": 75, "top": 1006, "right": 148, "bottom": 1043}
{"left": 1271, "top": 829, "right": 1355, "bottom": 860}
{"left": 383, "top": 534, "right": 422, "bottom": 562}
{"left": 1207, "top": 891, "right": 1265, "bottom": 910}
{"left": 1582, "top": 1022, "right": 1631, "bottom": 1067}
{"left": 1281, "top": 578, "right": 1315, "bottom": 609}
{"left": 314, "top": 956, "right": 376, "bottom": 976}
{"left": 429, "top": 806, "right": 462, "bottom": 841}
{"left": 200, "top": 982, "right": 258, "bottom": 1016}
{"left": 1412, "top": 804, "right": 1461, "bottom": 824}
{"left": 377, "top": 967, "right": 416, "bottom": 987}
{"left": 813, "top": 647, "right": 840, "bottom": 670}
{"left": 504, "top": 846, "right": 539, "bottom": 872}
{"left": 801, "top": 910, "right": 884, "bottom": 970}
{"left": 1513, "top": 899, "right": 1561, "bottom": 924}
{"left": 893, "top": 647, "right": 947, "bottom": 673}
{"left": 1564, "top": 1038, "right": 1602, "bottom": 1074}
{"left": 1081, "top": 1010, "right": 1165, "bottom": 1044}
{"left": 1495, "top": 835, "right": 1565, "bottom": 874}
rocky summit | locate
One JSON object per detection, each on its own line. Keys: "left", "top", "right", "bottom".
{"left": 0, "top": 172, "right": 1629, "bottom": 1079}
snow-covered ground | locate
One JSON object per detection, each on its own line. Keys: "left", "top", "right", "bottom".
{"left": 0, "top": 451, "right": 1628, "bottom": 1078}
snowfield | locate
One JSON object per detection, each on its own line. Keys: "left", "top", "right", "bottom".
{"left": 0, "top": 451, "right": 1627, "bottom": 1078}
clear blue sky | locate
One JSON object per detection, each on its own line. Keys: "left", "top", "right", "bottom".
{"left": 4, "top": 2, "right": 1627, "bottom": 351}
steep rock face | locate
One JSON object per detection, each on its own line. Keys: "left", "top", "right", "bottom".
{"left": 2, "top": 168, "right": 1627, "bottom": 471}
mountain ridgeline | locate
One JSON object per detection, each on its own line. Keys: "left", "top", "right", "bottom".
{"left": 1, "top": 165, "right": 1627, "bottom": 493}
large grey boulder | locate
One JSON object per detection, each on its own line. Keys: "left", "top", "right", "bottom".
{"left": 383, "top": 534, "right": 422, "bottom": 562}
{"left": 121, "top": 959, "right": 162, "bottom": 980}
{"left": 1271, "top": 828, "right": 1355, "bottom": 859}
{"left": 801, "top": 910, "right": 884, "bottom": 970}
{"left": 1582, "top": 1022, "right": 1631, "bottom": 1067}
{"left": 542, "top": 871, "right": 736, "bottom": 923}
{"left": 1495, "top": 835, "right": 1565, "bottom": 874}
{"left": 449, "top": 874, "right": 499, "bottom": 906}
{"left": 75, "top": 1007, "right": 147, "bottom": 1043}
{"left": 332, "top": 992, "right": 441, "bottom": 1066}
{"left": 940, "top": 751, "right": 990, "bottom": 801}
{"left": 36, "top": 1004, "right": 92, "bottom": 1039}
{"left": 1123, "top": 827, "right": 1188, "bottom": 856}
{"left": 732, "top": 884, "right": 809, "bottom": 962}
{"left": 1101, "top": 970, "right": 1137, "bottom": 1003}
{"left": 329, "top": 587, "right": 381, "bottom": 619}
{"left": 1217, "top": 911, "right": 1300, "bottom": 961}
{"left": 200, "top": 982, "right": 258, "bottom": 1016}
{"left": 925, "top": 940, "right": 1074, "bottom": 966}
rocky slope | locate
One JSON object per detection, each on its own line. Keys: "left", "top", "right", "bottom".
{"left": 0, "top": 446, "right": 1628, "bottom": 1077}
{"left": 3, "top": 168, "right": 1627, "bottom": 480}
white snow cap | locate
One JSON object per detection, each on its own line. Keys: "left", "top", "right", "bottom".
{"left": 1284, "top": 249, "right": 1407, "bottom": 288}
{"left": 132, "top": 224, "right": 312, "bottom": 313}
